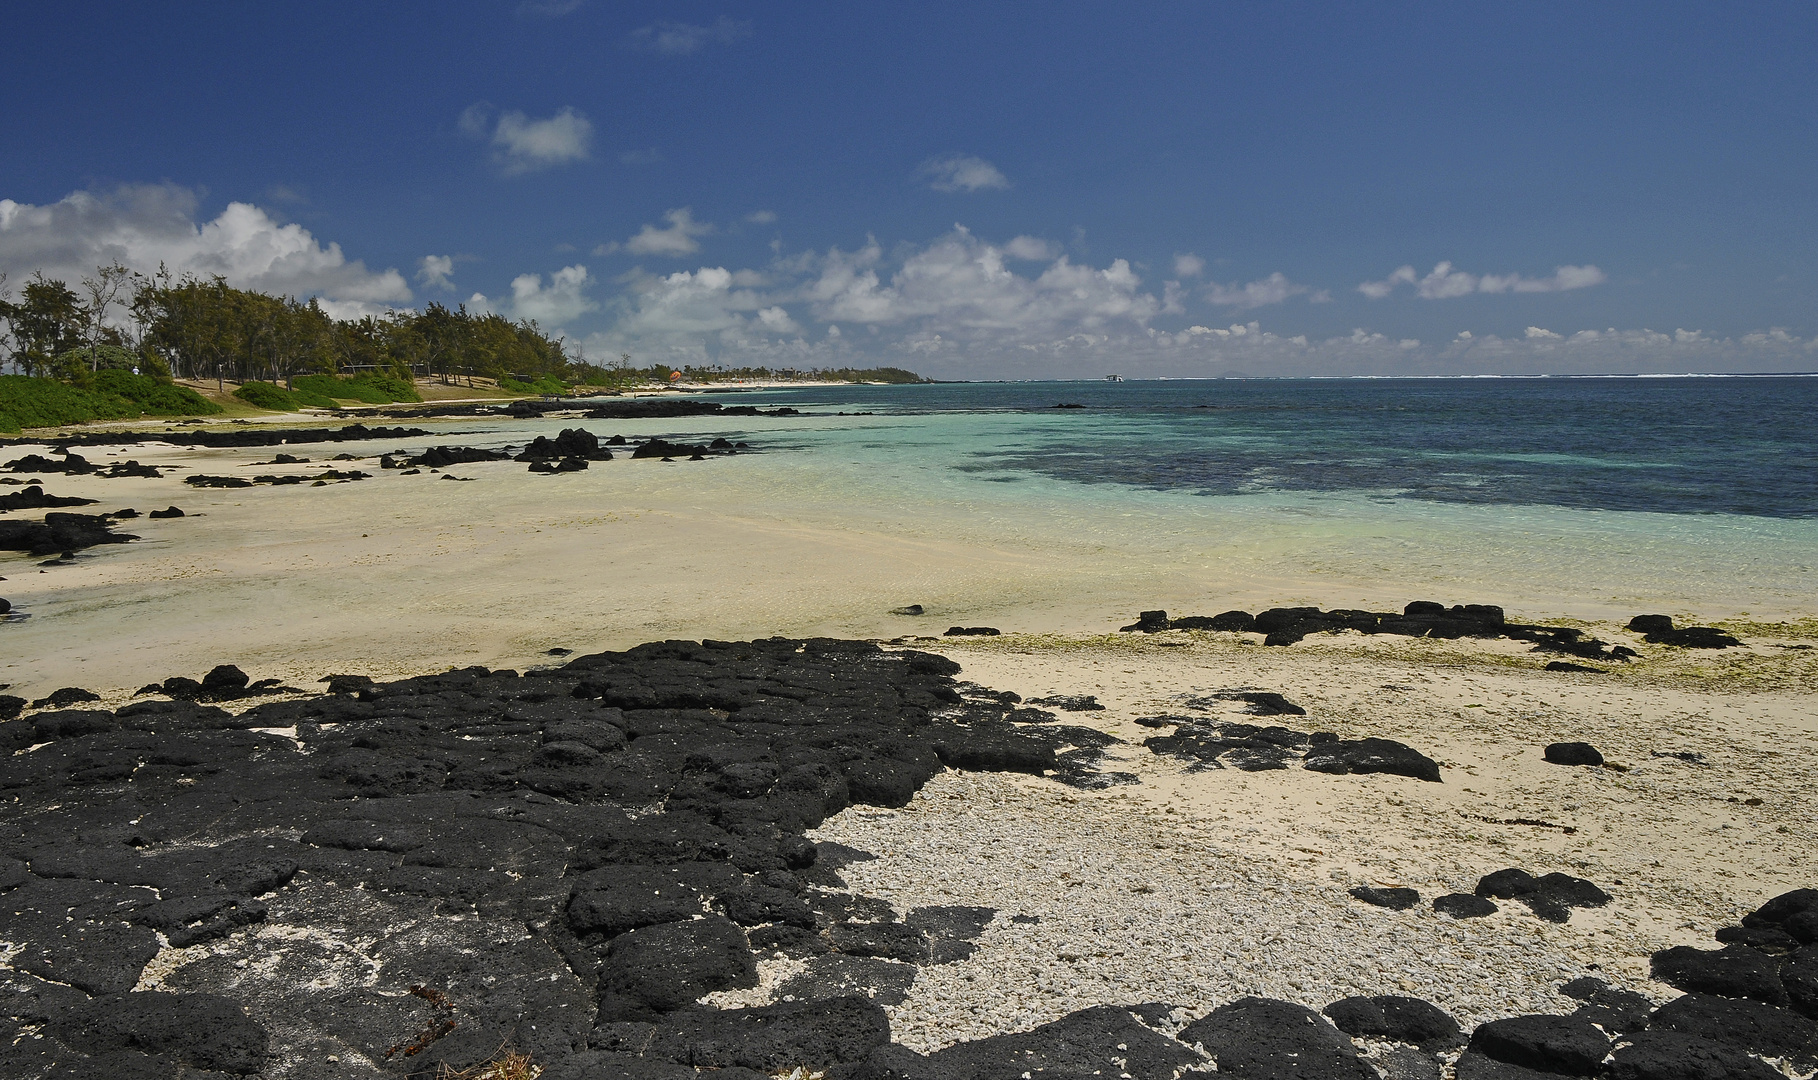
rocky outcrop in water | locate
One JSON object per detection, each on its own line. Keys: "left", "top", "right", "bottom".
{"left": 1117, "top": 602, "right": 1652, "bottom": 661}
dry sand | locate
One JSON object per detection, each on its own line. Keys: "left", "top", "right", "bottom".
{"left": 689, "top": 630, "right": 1818, "bottom": 1051}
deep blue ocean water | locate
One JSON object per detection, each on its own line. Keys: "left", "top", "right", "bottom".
{"left": 714, "top": 377, "right": 1818, "bottom": 519}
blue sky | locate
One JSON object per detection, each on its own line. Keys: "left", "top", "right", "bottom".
{"left": 2, "top": 2, "right": 1814, "bottom": 377}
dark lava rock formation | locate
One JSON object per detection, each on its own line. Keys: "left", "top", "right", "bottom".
{"left": 1117, "top": 602, "right": 1662, "bottom": 661}
{"left": 0, "top": 485, "right": 97, "bottom": 512}
{"left": 0, "top": 638, "right": 1121, "bottom": 1076}
{"left": 1626, "top": 615, "right": 1743, "bottom": 649}
{"left": 1, "top": 636, "right": 1810, "bottom": 1079}
{"left": 0, "top": 512, "right": 138, "bottom": 557}
{"left": 1139, "top": 714, "right": 1441, "bottom": 782}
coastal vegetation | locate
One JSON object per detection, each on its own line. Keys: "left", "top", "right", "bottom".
{"left": 0, "top": 370, "right": 221, "bottom": 433}
{"left": 0, "top": 263, "right": 928, "bottom": 429}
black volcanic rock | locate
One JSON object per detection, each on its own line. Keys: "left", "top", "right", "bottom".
{"left": 0, "top": 484, "right": 96, "bottom": 511}
{"left": 1180, "top": 997, "right": 1373, "bottom": 1080}
{"left": 934, "top": 1004, "right": 1205, "bottom": 1080}
{"left": 410, "top": 445, "right": 511, "bottom": 468}
{"left": 1544, "top": 742, "right": 1604, "bottom": 766}
{"left": 1324, "top": 995, "right": 1464, "bottom": 1050}
{"left": 1435, "top": 893, "right": 1499, "bottom": 918}
{"left": 0, "top": 512, "right": 138, "bottom": 556}
{"left": 1627, "top": 615, "right": 1742, "bottom": 648}
{"left": 1304, "top": 737, "right": 1442, "bottom": 782}
{"left": 595, "top": 916, "right": 759, "bottom": 1019}
{"left": 1468, "top": 1014, "right": 1609, "bottom": 1076}
{"left": 0, "top": 634, "right": 1153, "bottom": 1074}
{"left": 1649, "top": 994, "right": 1817, "bottom": 1063}
{"left": 1651, "top": 945, "right": 1789, "bottom": 1005}
{"left": 1606, "top": 1029, "right": 1784, "bottom": 1080}
{"left": 1350, "top": 886, "right": 1422, "bottom": 911}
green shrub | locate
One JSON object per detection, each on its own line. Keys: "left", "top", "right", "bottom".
{"left": 349, "top": 372, "right": 421, "bottom": 402}
{"left": 0, "top": 373, "right": 221, "bottom": 433}
{"left": 499, "top": 375, "right": 568, "bottom": 395}
{"left": 292, "top": 372, "right": 422, "bottom": 405}
{"left": 91, "top": 370, "right": 223, "bottom": 417}
{"left": 233, "top": 381, "right": 303, "bottom": 411}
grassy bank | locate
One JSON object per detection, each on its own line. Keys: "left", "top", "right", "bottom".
{"left": 0, "top": 372, "right": 222, "bottom": 433}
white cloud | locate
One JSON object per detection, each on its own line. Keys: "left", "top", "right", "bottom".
{"left": 1173, "top": 253, "right": 1205, "bottom": 278}
{"left": 0, "top": 184, "right": 410, "bottom": 309}
{"left": 1360, "top": 261, "right": 1608, "bottom": 299}
{"left": 1205, "top": 271, "right": 1310, "bottom": 309}
{"left": 625, "top": 208, "right": 714, "bottom": 257}
{"left": 470, "top": 264, "right": 596, "bottom": 327}
{"left": 417, "top": 255, "right": 455, "bottom": 289}
{"left": 1525, "top": 326, "right": 1563, "bottom": 340}
{"left": 1004, "top": 236, "right": 1057, "bottom": 261}
{"left": 745, "top": 210, "right": 778, "bottom": 225}
{"left": 756, "top": 306, "right": 799, "bottom": 333}
{"left": 462, "top": 104, "right": 593, "bottom": 174}
{"left": 626, "top": 18, "right": 752, "bottom": 55}
{"left": 804, "top": 226, "right": 1159, "bottom": 340}
{"left": 916, "top": 154, "right": 1011, "bottom": 193}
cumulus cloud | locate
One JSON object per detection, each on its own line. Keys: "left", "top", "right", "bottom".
{"left": 1360, "top": 261, "right": 1607, "bottom": 299}
{"left": 804, "top": 227, "right": 1157, "bottom": 336}
{"left": 1173, "top": 253, "right": 1205, "bottom": 278}
{"left": 1205, "top": 271, "right": 1311, "bottom": 309}
{"left": 471, "top": 264, "right": 596, "bottom": 326}
{"left": 916, "top": 154, "right": 1011, "bottom": 193}
{"left": 626, "top": 18, "right": 752, "bottom": 54}
{"left": 625, "top": 208, "right": 713, "bottom": 257}
{"left": 745, "top": 210, "right": 778, "bottom": 225}
{"left": 461, "top": 104, "right": 593, "bottom": 173}
{"left": 0, "top": 184, "right": 410, "bottom": 312}
{"left": 1003, "top": 236, "right": 1057, "bottom": 261}
{"left": 417, "top": 255, "right": 455, "bottom": 290}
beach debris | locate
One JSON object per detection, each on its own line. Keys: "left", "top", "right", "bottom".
{"left": 1544, "top": 660, "right": 1606, "bottom": 673}
{"left": 942, "top": 626, "right": 1000, "bottom": 636}
{"left": 1544, "top": 741, "right": 1605, "bottom": 766}
{"left": 889, "top": 604, "right": 925, "bottom": 615}
{"left": 1627, "top": 614, "right": 1743, "bottom": 648}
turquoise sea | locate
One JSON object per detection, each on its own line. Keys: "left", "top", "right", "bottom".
{"left": 708, "top": 376, "right": 1818, "bottom": 520}
{"left": 573, "top": 375, "right": 1818, "bottom": 622}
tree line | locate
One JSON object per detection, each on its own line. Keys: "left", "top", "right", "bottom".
{"left": 0, "top": 265, "right": 575, "bottom": 388}
{"left": 0, "top": 263, "right": 930, "bottom": 393}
